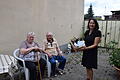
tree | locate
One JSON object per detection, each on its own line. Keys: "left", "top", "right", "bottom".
{"left": 84, "top": 4, "right": 94, "bottom": 20}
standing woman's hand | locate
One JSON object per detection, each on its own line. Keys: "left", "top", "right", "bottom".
{"left": 78, "top": 46, "right": 86, "bottom": 51}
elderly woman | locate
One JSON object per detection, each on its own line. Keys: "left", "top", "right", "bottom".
{"left": 19, "top": 32, "right": 46, "bottom": 80}
{"left": 43, "top": 32, "right": 66, "bottom": 77}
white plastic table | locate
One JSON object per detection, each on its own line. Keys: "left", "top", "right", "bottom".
{"left": 0, "top": 54, "right": 18, "bottom": 77}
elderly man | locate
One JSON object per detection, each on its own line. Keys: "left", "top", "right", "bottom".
{"left": 19, "top": 32, "right": 46, "bottom": 80}
{"left": 43, "top": 32, "right": 66, "bottom": 77}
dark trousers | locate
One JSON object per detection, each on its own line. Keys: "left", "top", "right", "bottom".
{"left": 49, "top": 56, "right": 66, "bottom": 75}
{"left": 18, "top": 58, "right": 46, "bottom": 80}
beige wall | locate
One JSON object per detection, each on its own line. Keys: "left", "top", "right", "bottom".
{"left": 0, "top": 0, "right": 84, "bottom": 55}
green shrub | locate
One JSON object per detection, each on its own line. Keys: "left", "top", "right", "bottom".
{"left": 107, "top": 41, "right": 120, "bottom": 67}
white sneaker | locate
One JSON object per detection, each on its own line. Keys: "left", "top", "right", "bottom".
{"left": 54, "top": 74, "right": 57, "bottom": 77}
{"left": 58, "top": 70, "right": 63, "bottom": 75}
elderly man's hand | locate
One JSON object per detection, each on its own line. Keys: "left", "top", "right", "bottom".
{"left": 47, "top": 53, "right": 52, "bottom": 58}
{"left": 58, "top": 51, "right": 63, "bottom": 56}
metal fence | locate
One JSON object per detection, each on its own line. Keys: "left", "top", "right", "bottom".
{"left": 84, "top": 20, "right": 120, "bottom": 48}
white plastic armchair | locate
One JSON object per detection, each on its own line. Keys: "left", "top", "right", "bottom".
{"left": 13, "top": 48, "right": 29, "bottom": 80}
{"left": 40, "top": 53, "right": 51, "bottom": 77}
{"left": 13, "top": 48, "right": 51, "bottom": 79}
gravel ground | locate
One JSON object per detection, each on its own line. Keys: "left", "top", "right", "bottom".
{"left": 0, "top": 48, "right": 120, "bottom": 80}
{"left": 44, "top": 48, "right": 120, "bottom": 80}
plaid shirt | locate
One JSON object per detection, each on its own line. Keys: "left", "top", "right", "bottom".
{"left": 43, "top": 38, "right": 61, "bottom": 56}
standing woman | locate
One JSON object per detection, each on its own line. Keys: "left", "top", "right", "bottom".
{"left": 79, "top": 19, "right": 101, "bottom": 80}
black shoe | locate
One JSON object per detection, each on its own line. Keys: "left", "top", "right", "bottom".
{"left": 51, "top": 73, "right": 57, "bottom": 77}
{"left": 86, "top": 78, "right": 90, "bottom": 80}
{"left": 56, "top": 69, "right": 63, "bottom": 75}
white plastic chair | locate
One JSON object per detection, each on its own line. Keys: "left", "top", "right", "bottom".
{"left": 13, "top": 49, "right": 51, "bottom": 80}
{"left": 40, "top": 52, "right": 51, "bottom": 77}
{"left": 13, "top": 49, "right": 29, "bottom": 80}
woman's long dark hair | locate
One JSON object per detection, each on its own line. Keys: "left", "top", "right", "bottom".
{"left": 87, "top": 18, "right": 99, "bottom": 30}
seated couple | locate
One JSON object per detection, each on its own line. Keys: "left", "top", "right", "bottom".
{"left": 18, "top": 32, "right": 66, "bottom": 80}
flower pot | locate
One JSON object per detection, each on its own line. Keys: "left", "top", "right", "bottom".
{"left": 114, "top": 66, "right": 120, "bottom": 75}
{"left": 114, "top": 66, "right": 120, "bottom": 71}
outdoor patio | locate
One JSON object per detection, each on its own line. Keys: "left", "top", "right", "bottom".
{"left": 0, "top": 48, "right": 120, "bottom": 80}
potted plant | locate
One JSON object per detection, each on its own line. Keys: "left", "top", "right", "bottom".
{"left": 107, "top": 41, "right": 120, "bottom": 73}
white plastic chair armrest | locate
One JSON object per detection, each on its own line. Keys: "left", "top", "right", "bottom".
{"left": 13, "top": 49, "right": 26, "bottom": 70}
{"left": 41, "top": 53, "right": 51, "bottom": 77}
{"left": 13, "top": 48, "right": 29, "bottom": 80}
